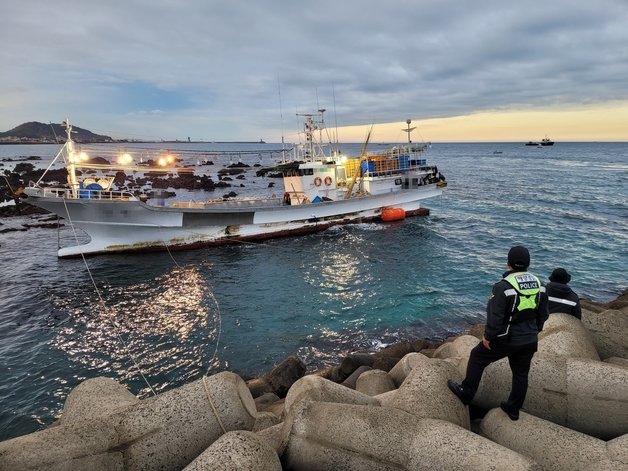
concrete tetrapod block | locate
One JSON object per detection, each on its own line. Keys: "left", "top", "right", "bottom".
{"left": 388, "top": 352, "right": 430, "bottom": 387}
{"left": 120, "top": 371, "right": 258, "bottom": 470}
{"left": 566, "top": 358, "right": 628, "bottom": 440}
{"left": 606, "top": 433, "right": 628, "bottom": 466}
{"left": 433, "top": 334, "right": 479, "bottom": 360}
{"left": 474, "top": 354, "right": 628, "bottom": 439}
{"left": 433, "top": 335, "right": 480, "bottom": 376}
{"left": 279, "top": 401, "right": 540, "bottom": 470}
{"left": 581, "top": 308, "right": 628, "bottom": 359}
{"left": 0, "top": 417, "right": 122, "bottom": 471}
{"left": 283, "top": 375, "right": 380, "bottom": 416}
{"left": 407, "top": 418, "right": 541, "bottom": 471}
{"left": 474, "top": 354, "right": 569, "bottom": 425}
{"left": 60, "top": 376, "right": 139, "bottom": 425}
{"left": 355, "top": 369, "right": 396, "bottom": 396}
{"left": 538, "top": 313, "right": 600, "bottom": 360}
{"left": 373, "top": 389, "right": 397, "bottom": 407}
{"left": 341, "top": 365, "right": 372, "bottom": 389}
{"left": 480, "top": 407, "right": 607, "bottom": 471}
{"left": 256, "top": 422, "right": 284, "bottom": 452}
{"left": 183, "top": 430, "right": 282, "bottom": 471}
{"left": 604, "top": 357, "right": 628, "bottom": 369}
{"left": 0, "top": 371, "right": 257, "bottom": 471}
{"left": 390, "top": 357, "right": 470, "bottom": 429}
{"left": 253, "top": 411, "right": 281, "bottom": 432}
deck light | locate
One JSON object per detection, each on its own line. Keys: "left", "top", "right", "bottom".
{"left": 118, "top": 153, "right": 133, "bottom": 165}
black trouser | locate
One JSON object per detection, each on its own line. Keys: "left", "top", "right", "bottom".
{"left": 461, "top": 340, "right": 537, "bottom": 411}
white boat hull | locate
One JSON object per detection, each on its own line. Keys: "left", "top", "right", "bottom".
{"left": 25, "top": 186, "right": 442, "bottom": 258}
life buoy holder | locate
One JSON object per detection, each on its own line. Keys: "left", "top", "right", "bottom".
{"left": 314, "top": 177, "right": 322, "bottom": 187}
{"left": 324, "top": 176, "right": 333, "bottom": 186}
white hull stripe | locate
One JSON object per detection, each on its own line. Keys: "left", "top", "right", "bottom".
{"left": 548, "top": 296, "right": 577, "bottom": 307}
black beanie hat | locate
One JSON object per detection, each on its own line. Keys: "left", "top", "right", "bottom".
{"left": 549, "top": 268, "right": 571, "bottom": 284}
{"left": 508, "top": 246, "right": 530, "bottom": 270}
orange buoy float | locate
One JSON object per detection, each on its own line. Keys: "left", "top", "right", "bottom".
{"left": 381, "top": 207, "right": 406, "bottom": 222}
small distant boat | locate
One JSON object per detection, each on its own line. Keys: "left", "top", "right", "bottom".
{"left": 24, "top": 116, "right": 446, "bottom": 258}
{"left": 541, "top": 136, "right": 554, "bottom": 146}
{"left": 525, "top": 135, "right": 554, "bottom": 146}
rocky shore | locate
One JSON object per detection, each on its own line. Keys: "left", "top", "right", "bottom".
{"left": 0, "top": 291, "right": 626, "bottom": 470}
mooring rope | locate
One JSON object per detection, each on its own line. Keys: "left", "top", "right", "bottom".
{"left": 61, "top": 198, "right": 157, "bottom": 396}
{"left": 155, "top": 226, "right": 223, "bottom": 377}
{"left": 202, "top": 375, "right": 227, "bottom": 434}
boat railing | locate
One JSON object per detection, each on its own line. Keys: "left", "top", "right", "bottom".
{"left": 169, "top": 197, "right": 281, "bottom": 209}
{"left": 39, "top": 186, "right": 137, "bottom": 201}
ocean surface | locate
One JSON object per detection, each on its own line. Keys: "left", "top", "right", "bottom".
{"left": 0, "top": 141, "right": 626, "bottom": 440}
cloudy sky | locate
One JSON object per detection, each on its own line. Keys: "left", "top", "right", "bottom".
{"left": 2, "top": 0, "right": 627, "bottom": 142}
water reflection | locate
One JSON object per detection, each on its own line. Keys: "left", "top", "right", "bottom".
{"left": 50, "top": 265, "right": 220, "bottom": 396}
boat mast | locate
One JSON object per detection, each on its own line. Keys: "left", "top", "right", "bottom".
{"left": 403, "top": 119, "right": 416, "bottom": 144}
{"left": 62, "top": 120, "right": 81, "bottom": 198}
{"left": 296, "top": 110, "right": 323, "bottom": 161}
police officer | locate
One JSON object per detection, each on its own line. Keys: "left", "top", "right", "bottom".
{"left": 546, "top": 268, "right": 581, "bottom": 319}
{"left": 447, "top": 245, "right": 549, "bottom": 420}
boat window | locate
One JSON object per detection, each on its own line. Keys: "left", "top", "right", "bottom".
{"left": 303, "top": 168, "right": 314, "bottom": 176}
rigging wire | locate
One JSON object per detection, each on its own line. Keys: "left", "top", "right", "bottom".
{"left": 278, "top": 79, "right": 286, "bottom": 162}
{"left": 61, "top": 198, "right": 157, "bottom": 396}
{"left": 332, "top": 84, "right": 340, "bottom": 150}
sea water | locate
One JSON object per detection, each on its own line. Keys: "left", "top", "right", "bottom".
{"left": 0, "top": 141, "right": 626, "bottom": 440}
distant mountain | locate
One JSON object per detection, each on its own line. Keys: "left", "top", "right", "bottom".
{"left": 0, "top": 121, "right": 113, "bottom": 143}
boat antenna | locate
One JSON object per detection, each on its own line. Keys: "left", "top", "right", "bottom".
{"left": 278, "top": 79, "right": 286, "bottom": 162}
{"left": 332, "top": 84, "right": 340, "bottom": 150}
{"left": 403, "top": 119, "right": 416, "bottom": 144}
{"left": 318, "top": 108, "right": 326, "bottom": 145}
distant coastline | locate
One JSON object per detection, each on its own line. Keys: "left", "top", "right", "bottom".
{"left": 0, "top": 140, "right": 268, "bottom": 145}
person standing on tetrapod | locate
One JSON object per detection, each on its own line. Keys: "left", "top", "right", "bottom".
{"left": 546, "top": 267, "right": 581, "bottom": 319}
{"left": 447, "top": 245, "right": 549, "bottom": 420}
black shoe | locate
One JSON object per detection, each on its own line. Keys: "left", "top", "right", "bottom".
{"left": 447, "top": 380, "right": 471, "bottom": 405}
{"left": 500, "top": 402, "right": 519, "bottom": 421}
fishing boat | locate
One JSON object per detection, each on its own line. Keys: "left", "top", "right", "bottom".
{"left": 23, "top": 115, "right": 446, "bottom": 258}
{"left": 525, "top": 135, "right": 554, "bottom": 146}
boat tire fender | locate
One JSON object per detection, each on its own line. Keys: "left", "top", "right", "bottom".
{"left": 324, "top": 176, "right": 333, "bottom": 186}
{"left": 314, "top": 177, "right": 322, "bottom": 187}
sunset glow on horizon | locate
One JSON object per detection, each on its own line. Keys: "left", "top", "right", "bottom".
{"left": 333, "top": 101, "right": 628, "bottom": 143}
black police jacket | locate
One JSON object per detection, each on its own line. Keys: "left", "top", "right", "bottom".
{"left": 484, "top": 270, "right": 549, "bottom": 346}
{"left": 546, "top": 281, "right": 581, "bottom": 319}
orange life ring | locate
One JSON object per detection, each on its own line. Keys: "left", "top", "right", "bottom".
{"left": 314, "top": 177, "right": 322, "bottom": 187}
{"left": 324, "top": 176, "right": 333, "bottom": 186}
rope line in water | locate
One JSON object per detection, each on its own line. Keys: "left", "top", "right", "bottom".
{"left": 61, "top": 198, "right": 157, "bottom": 396}
{"left": 56, "top": 203, "right": 272, "bottom": 394}
{"left": 156, "top": 226, "right": 223, "bottom": 376}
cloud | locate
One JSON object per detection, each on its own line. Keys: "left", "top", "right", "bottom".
{"left": 1, "top": 0, "right": 627, "bottom": 140}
